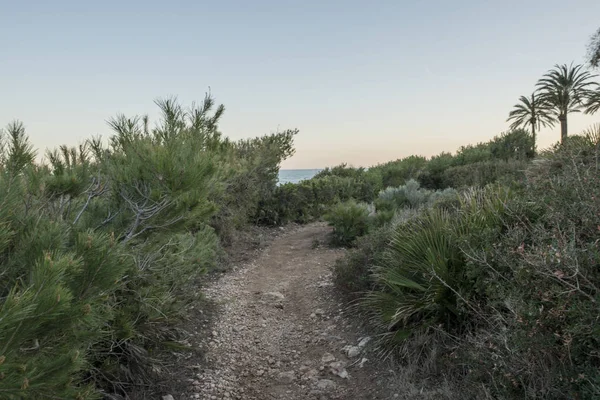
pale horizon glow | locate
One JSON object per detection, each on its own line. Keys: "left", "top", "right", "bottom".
{"left": 1, "top": 1, "right": 599, "bottom": 169}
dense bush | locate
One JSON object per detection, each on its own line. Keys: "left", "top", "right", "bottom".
{"left": 418, "top": 129, "right": 534, "bottom": 190}
{"left": 441, "top": 159, "right": 528, "bottom": 189}
{"left": 373, "top": 155, "right": 428, "bottom": 188}
{"left": 333, "top": 208, "right": 419, "bottom": 296}
{"left": 260, "top": 129, "right": 534, "bottom": 226}
{"left": 335, "top": 131, "right": 600, "bottom": 399}
{"left": 324, "top": 200, "right": 372, "bottom": 246}
{"left": 0, "top": 96, "right": 296, "bottom": 398}
{"left": 256, "top": 166, "right": 382, "bottom": 225}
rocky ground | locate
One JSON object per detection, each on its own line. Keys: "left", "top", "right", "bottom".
{"left": 156, "top": 223, "right": 451, "bottom": 400}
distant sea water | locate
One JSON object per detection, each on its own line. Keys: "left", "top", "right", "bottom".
{"left": 278, "top": 169, "right": 322, "bottom": 185}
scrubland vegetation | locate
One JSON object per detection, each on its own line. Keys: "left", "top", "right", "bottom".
{"left": 0, "top": 96, "right": 296, "bottom": 399}
{"left": 3, "top": 29, "right": 600, "bottom": 400}
{"left": 254, "top": 56, "right": 600, "bottom": 398}
{"left": 279, "top": 124, "right": 599, "bottom": 399}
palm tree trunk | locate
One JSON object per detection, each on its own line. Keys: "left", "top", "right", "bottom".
{"left": 559, "top": 115, "right": 568, "bottom": 143}
{"left": 531, "top": 122, "right": 536, "bottom": 152}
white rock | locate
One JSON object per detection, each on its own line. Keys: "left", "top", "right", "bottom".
{"left": 342, "top": 345, "right": 361, "bottom": 358}
{"left": 278, "top": 370, "right": 296, "bottom": 383}
{"left": 316, "top": 379, "right": 337, "bottom": 390}
{"left": 264, "top": 292, "right": 285, "bottom": 301}
{"left": 359, "top": 357, "right": 368, "bottom": 368}
{"left": 357, "top": 336, "right": 371, "bottom": 348}
{"left": 162, "top": 395, "right": 175, "bottom": 400}
{"left": 302, "top": 368, "right": 319, "bottom": 380}
{"left": 329, "top": 361, "right": 349, "bottom": 379}
{"left": 321, "top": 352, "right": 336, "bottom": 363}
{"left": 337, "top": 369, "right": 349, "bottom": 379}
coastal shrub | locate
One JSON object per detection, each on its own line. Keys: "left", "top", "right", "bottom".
{"left": 313, "top": 163, "right": 366, "bottom": 180}
{"left": 488, "top": 129, "right": 535, "bottom": 160}
{"left": 442, "top": 159, "right": 528, "bottom": 189}
{"left": 212, "top": 129, "right": 297, "bottom": 241}
{"left": 375, "top": 179, "right": 429, "bottom": 211}
{"left": 261, "top": 129, "right": 534, "bottom": 226}
{"left": 427, "top": 187, "right": 459, "bottom": 210}
{"left": 338, "top": 132, "right": 600, "bottom": 398}
{"left": 372, "top": 155, "right": 427, "bottom": 188}
{"left": 333, "top": 224, "right": 391, "bottom": 296}
{"left": 334, "top": 208, "right": 419, "bottom": 297}
{"left": 455, "top": 137, "right": 600, "bottom": 399}
{"left": 0, "top": 96, "right": 297, "bottom": 397}
{"left": 364, "top": 186, "right": 511, "bottom": 345}
{"left": 418, "top": 130, "right": 533, "bottom": 190}
{"left": 372, "top": 181, "right": 459, "bottom": 227}
{"left": 256, "top": 172, "right": 378, "bottom": 226}
{"left": 325, "top": 200, "right": 372, "bottom": 246}
{"left": 417, "top": 152, "right": 454, "bottom": 189}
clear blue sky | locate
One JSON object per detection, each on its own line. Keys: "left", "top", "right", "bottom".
{"left": 1, "top": 0, "right": 599, "bottom": 168}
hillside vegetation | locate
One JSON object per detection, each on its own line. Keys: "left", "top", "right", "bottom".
{"left": 2, "top": 36, "right": 600, "bottom": 398}
{"left": 267, "top": 125, "right": 600, "bottom": 399}
{"left": 252, "top": 56, "right": 600, "bottom": 399}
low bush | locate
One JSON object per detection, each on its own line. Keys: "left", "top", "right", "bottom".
{"left": 324, "top": 200, "right": 372, "bottom": 246}
{"left": 441, "top": 159, "right": 528, "bottom": 189}
{"left": 334, "top": 208, "right": 419, "bottom": 297}
{"left": 364, "top": 186, "right": 511, "bottom": 347}
{"left": 263, "top": 129, "right": 534, "bottom": 226}
{"left": 336, "top": 131, "right": 600, "bottom": 399}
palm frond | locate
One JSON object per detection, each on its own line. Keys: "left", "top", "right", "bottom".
{"left": 536, "top": 63, "right": 597, "bottom": 115}
{"left": 582, "top": 123, "right": 600, "bottom": 146}
{"left": 507, "top": 93, "right": 555, "bottom": 132}
{"left": 585, "top": 83, "right": 600, "bottom": 115}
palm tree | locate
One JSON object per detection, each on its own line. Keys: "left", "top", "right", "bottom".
{"left": 536, "top": 63, "right": 596, "bottom": 143}
{"left": 507, "top": 93, "right": 554, "bottom": 150}
{"left": 586, "top": 83, "right": 600, "bottom": 115}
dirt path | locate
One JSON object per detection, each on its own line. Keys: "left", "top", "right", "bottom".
{"left": 169, "top": 223, "right": 425, "bottom": 400}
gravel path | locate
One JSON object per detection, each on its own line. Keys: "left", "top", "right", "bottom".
{"left": 167, "top": 223, "right": 431, "bottom": 400}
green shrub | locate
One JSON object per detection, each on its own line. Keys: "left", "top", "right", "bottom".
{"left": 333, "top": 225, "right": 391, "bottom": 296}
{"left": 488, "top": 129, "right": 534, "bottom": 160}
{"left": 0, "top": 96, "right": 298, "bottom": 397}
{"left": 256, "top": 171, "right": 378, "bottom": 226}
{"left": 372, "top": 155, "right": 427, "bottom": 188}
{"left": 453, "top": 140, "right": 600, "bottom": 399}
{"left": 373, "top": 181, "right": 458, "bottom": 222}
{"left": 442, "top": 159, "right": 528, "bottom": 189}
{"left": 375, "top": 179, "right": 430, "bottom": 211}
{"left": 346, "top": 133, "right": 600, "bottom": 398}
{"left": 362, "top": 186, "right": 511, "bottom": 346}
{"left": 427, "top": 188, "right": 459, "bottom": 210}
{"left": 334, "top": 208, "right": 419, "bottom": 297}
{"left": 325, "top": 200, "right": 372, "bottom": 246}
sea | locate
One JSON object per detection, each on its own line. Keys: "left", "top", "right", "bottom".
{"left": 278, "top": 169, "right": 322, "bottom": 185}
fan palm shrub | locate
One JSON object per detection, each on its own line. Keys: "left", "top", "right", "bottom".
{"left": 363, "top": 186, "right": 511, "bottom": 349}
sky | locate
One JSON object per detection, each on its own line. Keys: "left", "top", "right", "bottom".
{"left": 1, "top": 1, "right": 599, "bottom": 169}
